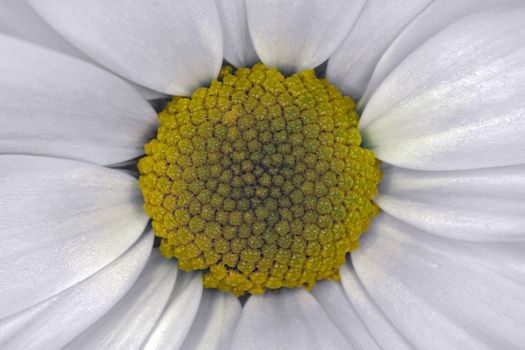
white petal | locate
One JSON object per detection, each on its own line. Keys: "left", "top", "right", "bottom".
{"left": 231, "top": 289, "right": 351, "bottom": 350}
{"left": 28, "top": 0, "right": 223, "bottom": 96}
{"left": 353, "top": 213, "right": 525, "bottom": 349}
{"left": 142, "top": 272, "right": 204, "bottom": 350}
{"left": 311, "top": 280, "right": 381, "bottom": 350}
{"left": 132, "top": 84, "right": 168, "bottom": 101}
{"left": 375, "top": 194, "right": 525, "bottom": 242}
{"left": 64, "top": 252, "right": 177, "bottom": 350}
{"left": 377, "top": 165, "right": 525, "bottom": 241}
{"left": 0, "top": 232, "right": 153, "bottom": 349}
{"left": 216, "top": 0, "right": 258, "bottom": 68}
{"left": 0, "top": 1, "right": 165, "bottom": 101}
{"left": 0, "top": 0, "right": 86, "bottom": 59}
{"left": 359, "top": 0, "right": 517, "bottom": 109}
{"left": 246, "top": 0, "right": 365, "bottom": 73}
{"left": 380, "top": 164, "right": 525, "bottom": 199}
{"left": 180, "top": 290, "right": 241, "bottom": 350}
{"left": 326, "top": 0, "right": 433, "bottom": 99}
{"left": 0, "top": 34, "right": 157, "bottom": 165}
{"left": 339, "top": 264, "right": 414, "bottom": 350}
{"left": 0, "top": 155, "right": 149, "bottom": 319}
{"left": 360, "top": 4, "right": 525, "bottom": 170}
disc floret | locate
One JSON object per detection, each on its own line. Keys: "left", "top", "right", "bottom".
{"left": 139, "top": 64, "right": 381, "bottom": 296}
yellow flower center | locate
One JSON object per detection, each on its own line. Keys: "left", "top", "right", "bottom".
{"left": 138, "top": 63, "right": 381, "bottom": 296}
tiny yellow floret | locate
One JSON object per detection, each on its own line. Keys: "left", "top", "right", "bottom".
{"left": 139, "top": 64, "right": 381, "bottom": 296}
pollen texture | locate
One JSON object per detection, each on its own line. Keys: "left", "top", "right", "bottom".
{"left": 138, "top": 64, "right": 381, "bottom": 296}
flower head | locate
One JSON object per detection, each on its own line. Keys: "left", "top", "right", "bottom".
{"left": 1, "top": 0, "right": 525, "bottom": 349}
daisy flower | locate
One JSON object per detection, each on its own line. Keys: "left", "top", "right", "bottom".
{"left": 1, "top": 0, "right": 525, "bottom": 349}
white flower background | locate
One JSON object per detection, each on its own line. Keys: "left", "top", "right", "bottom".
{"left": 1, "top": 0, "right": 525, "bottom": 349}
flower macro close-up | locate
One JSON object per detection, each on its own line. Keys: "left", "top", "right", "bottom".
{"left": 1, "top": 0, "right": 525, "bottom": 349}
